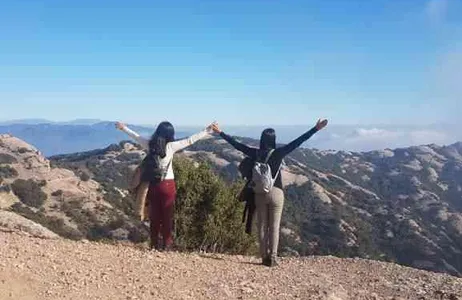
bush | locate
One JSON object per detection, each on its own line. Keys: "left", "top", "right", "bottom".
{"left": 10, "top": 203, "right": 83, "bottom": 240}
{"left": 80, "top": 172, "right": 91, "bottom": 182}
{"left": 103, "top": 190, "right": 134, "bottom": 217}
{"left": 11, "top": 179, "right": 47, "bottom": 208}
{"left": 61, "top": 199, "right": 125, "bottom": 242}
{"left": 17, "top": 147, "right": 31, "bottom": 154}
{"left": 0, "top": 153, "right": 17, "bottom": 164}
{"left": 0, "top": 165, "right": 18, "bottom": 178}
{"left": 116, "top": 152, "right": 142, "bottom": 163}
{"left": 127, "top": 226, "right": 149, "bottom": 243}
{"left": 0, "top": 184, "right": 11, "bottom": 193}
{"left": 51, "top": 189, "right": 63, "bottom": 197}
{"left": 173, "top": 157, "right": 256, "bottom": 254}
{"left": 106, "top": 217, "right": 125, "bottom": 231}
{"left": 38, "top": 179, "right": 47, "bottom": 187}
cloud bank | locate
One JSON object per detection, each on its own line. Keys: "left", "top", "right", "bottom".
{"left": 309, "top": 125, "right": 460, "bottom": 152}
{"left": 220, "top": 124, "right": 462, "bottom": 152}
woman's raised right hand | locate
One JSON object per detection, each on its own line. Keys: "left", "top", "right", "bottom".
{"left": 115, "top": 122, "right": 126, "bottom": 131}
{"left": 210, "top": 122, "right": 222, "bottom": 134}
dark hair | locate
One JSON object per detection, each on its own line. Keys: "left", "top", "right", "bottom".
{"left": 149, "top": 121, "right": 175, "bottom": 158}
{"left": 259, "top": 128, "right": 276, "bottom": 151}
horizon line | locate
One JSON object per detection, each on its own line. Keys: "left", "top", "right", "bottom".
{"left": 0, "top": 118, "right": 457, "bottom": 128}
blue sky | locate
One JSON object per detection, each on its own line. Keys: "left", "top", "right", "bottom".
{"left": 1, "top": 0, "right": 461, "bottom": 126}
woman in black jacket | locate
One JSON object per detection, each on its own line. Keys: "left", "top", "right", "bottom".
{"left": 212, "top": 119, "right": 328, "bottom": 266}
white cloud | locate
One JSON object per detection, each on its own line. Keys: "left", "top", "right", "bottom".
{"left": 222, "top": 125, "right": 462, "bottom": 152}
{"left": 353, "top": 128, "right": 400, "bottom": 139}
{"left": 425, "top": 0, "right": 449, "bottom": 23}
{"left": 311, "top": 126, "right": 461, "bottom": 152}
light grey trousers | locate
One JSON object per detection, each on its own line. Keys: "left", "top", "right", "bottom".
{"left": 255, "top": 187, "right": 284, "bottom": 259}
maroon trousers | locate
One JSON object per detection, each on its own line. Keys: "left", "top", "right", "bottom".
{"left": 146, "top": 180, "right": 177, "bottom": 249}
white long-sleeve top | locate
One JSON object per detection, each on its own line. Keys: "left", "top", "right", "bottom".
{"left": 121, "top": 125, "right": 211, "bottom": 180}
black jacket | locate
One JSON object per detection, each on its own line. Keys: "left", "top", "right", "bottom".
{"left": 220, "top": 126, "right": 318, "bottom": 190}
{"left": 224, "top": 127, "right": 319, "bottom": 234}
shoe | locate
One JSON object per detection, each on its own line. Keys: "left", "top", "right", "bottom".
{"left": 262, "top": 256, "right": 271, "bottom": 267}
{"left": 263, "top": 256, "right": 278, "bottom": 267}
{"left": 149, "top": 240, "right": 161, "bottom": 251}
{"left": 268, "top": 256, "right": 278, "bottom": 267}
{"left": 163, "top": 244, "right": 175, "bottom": 252}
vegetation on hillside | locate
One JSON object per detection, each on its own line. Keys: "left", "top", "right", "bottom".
{"left": 0, "top": 153, "right": 18, "bottom": 164}
{"left": 0, "top": 165, "right": 18, "bottom": 178}
{"left": 173, "top": 158, "right": 256, "bottom": 254}
{"left": 11, "top": 179, "right": 47, "bottom": 208}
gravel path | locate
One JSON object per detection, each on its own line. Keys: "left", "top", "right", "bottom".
{"left": 0, "top": 232, "right": 461, "bottom": 300}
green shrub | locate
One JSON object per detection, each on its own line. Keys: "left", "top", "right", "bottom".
{"left": 9, "top": 203, "right": 83, "bottom": 240}
{"left": 0, "top": 184, "right": 11, "bottom": 193}
{"left": 11, "top": 179, "right": 47, "bottom": 208}
{"left": 106, "top": 217, "right": 125, "bottom": 231}
{"left": 80, "top": 172, "right": 91, "bottom": 182}
{"left": 17, "top": 147, "right": 30, "bottom": 154}
{"left": 173, "top": 157, "right": 256, "bottom": 254}
{"left": 51, "top": 189, "right": 63, "bottom": 197}
{"left": 127, "top": 226, "right": 149, "bottom": 243}
{"left": 61, "top": 199, "right": 127, "bottom": 242}
{"left": 0, "top": 153, "right": 17, "bottom": 164}
{"left": 0, "top": 165, "right": 18, "bottom": 178}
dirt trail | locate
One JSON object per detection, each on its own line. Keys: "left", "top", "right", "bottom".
{"left": 0, "top": 231, "right": 461, "bottom": 300}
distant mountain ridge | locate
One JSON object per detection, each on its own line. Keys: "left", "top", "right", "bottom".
{"left": 0, "top": 118, "right": 104, "bottom": 125}
{"left": 1, "top": 120, "right": 461, "bottom": 155}
{"left": 0, "top": 122, "right": 192, "bottom": 156}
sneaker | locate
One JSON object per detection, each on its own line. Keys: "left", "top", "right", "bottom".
{"left": 163, "top": 244, "right": 175, "bottom": 252}
{"left": 262, "top": 256, "right": 271, "bottom": 267}
{"left": 268, "top": 256, "right": 278, "bottom": 267}
{"left": 149, "top": 241, "right": 161, "bottom": 251}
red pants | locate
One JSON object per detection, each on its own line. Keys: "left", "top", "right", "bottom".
{"left": 147, "top": 180, "right": 177, "bottom": 249}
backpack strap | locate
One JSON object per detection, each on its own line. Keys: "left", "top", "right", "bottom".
{"left": 262, "top": 149, "right": 275, "bottom": 163}
{"left": 267, "top": 150, "right": 283, "bottom": 180}
{"left": 262, "top": 149, "right": 282, "bottom": 181}
{"left": 157, "top": 156, "right": 173, "bottom": 181}
{"left": 273, "top": 160, "right": 283, "bottom": 180}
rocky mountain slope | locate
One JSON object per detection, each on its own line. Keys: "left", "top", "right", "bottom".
{"left": 50, "top": 136, "right": 462, "bottom": 277}
{"left": 0, "top": 134, "right": 148, "bottom": 242}
{"left": 1, "top": 231, "right": 461, "bottom": 300}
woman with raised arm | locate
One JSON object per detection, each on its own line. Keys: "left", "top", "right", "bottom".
{"left": 116, "top": 121, "right": 214, "bottom": 251}
{"left": 212, "top": 119, "right": 328, "bottom": 267}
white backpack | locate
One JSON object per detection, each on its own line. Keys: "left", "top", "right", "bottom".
{"left": 252, "top": 149, "right": 282, "bottom": 194}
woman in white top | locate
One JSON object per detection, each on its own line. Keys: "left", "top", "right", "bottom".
{"left": 116, "top": 121, "right": 213, "bottom": 250}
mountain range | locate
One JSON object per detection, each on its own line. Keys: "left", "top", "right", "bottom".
{"left": 1, "top": 119, "right": 461, "bottom": 156}
{"left": 0, "top": 121, "right": 157, "bottom": 156}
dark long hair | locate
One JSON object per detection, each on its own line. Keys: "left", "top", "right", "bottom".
{"left": 148, "top": 121, "right": 175, "bottom": 158}
{"left": 259, "top": 128, "right": 276, "bottom": 151}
